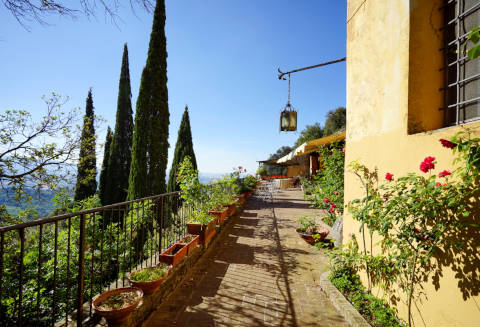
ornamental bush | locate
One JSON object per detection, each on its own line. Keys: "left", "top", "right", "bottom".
{"left": 305, "top": 142, "right": 345, "bottom": 226}
{"left": 342, "top": 131, "right": 480, "bottom": 327}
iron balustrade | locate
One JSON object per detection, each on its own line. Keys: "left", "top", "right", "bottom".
{"left": 0, "top": 191, "right": 191, "bottom": 326}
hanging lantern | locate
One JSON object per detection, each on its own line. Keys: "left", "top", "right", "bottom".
{"left": 280, "top": 73, "right": 297, "bottom": 132}
{"left": 280, "top": 106, "right": 297, "bottom": 131}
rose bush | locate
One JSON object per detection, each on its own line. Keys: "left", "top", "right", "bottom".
{"left": 342, "top": 131, "right": 480, "bottom": 327}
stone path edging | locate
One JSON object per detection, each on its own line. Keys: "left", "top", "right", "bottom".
{"left": 319, "top": 271, "right": 372, "bottom": 327}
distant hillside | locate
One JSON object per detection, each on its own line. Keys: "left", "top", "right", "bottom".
{"left": 1, "top": 172, "right": 223, "bottom": 219}
{"left": 0, "top": 188, "right": 62, "bottom": 218}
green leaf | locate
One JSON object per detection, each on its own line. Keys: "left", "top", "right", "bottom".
{"left": 468, "top": 26, "right": 480, "bottom": 43}
{"left": 468, "top": 44, "right": 480, "bottom": 60}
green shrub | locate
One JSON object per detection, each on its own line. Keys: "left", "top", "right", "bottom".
{"left": 329, "top": 266, "right": 404, "bottom": 327}
{"left": 131, "top": 264, "right": 168, "bottom": 282}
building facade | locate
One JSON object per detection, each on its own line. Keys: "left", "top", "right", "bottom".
{"left": 344, "top": 0, "right": 480, "bottom": 326}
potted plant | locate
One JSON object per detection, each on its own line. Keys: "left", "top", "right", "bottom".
{"left": 128, "top": 263, "right": 169, "bottom": 295}
{"left": 243, "top": 175, "right": 257, "bottom": 197}
{"left": 296, "top": 216, "right": 329, "bottom": 244}
{"left": 178, "top": 234, "right": 200, "bottom": 254}
{"left": 177, "top": 157, "right": 217, "bottom": 244}
{"left": 93, "top": 287, "right": 143, "bottom": 325}
{"left": 210, "top": 175, "right": 237, "bottom": 218}
{"left": 159, "top": 242, "right": 188, "bottom": 266}
{"left": 208, "top": 206, "right": 228, "bottom": 225}
{"left": 186, "top": 209, "right": 216, "bottom": 245}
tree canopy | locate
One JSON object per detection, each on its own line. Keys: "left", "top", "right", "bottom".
{"left": 323, "top": 106, "right": 346, "bottom": 136}
{"left": 128, "top": 0, "right": 169, "bottom": 200}
{"left": 0, "top": 94, "right": 80, "bottom": 198}
{"left": 167, "top": 105, "right": 197, "bottom": 193}
{"left": 294, "top": 123, "right": 324, "bottom": 148}
{"left": 104, "top": 43, "right": 134, "bottom": 206}
{"left": 74, "top": 89, "right": 97, "bottom": 201}
{"left": 3, "top": 0, "right": 154, "bottom": 28}
{"left": 98, "top": 126, "right": 112, "bottom": 206}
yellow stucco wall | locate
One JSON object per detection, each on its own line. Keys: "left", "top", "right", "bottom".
{"left": 345, "top": 0, "right": 480, "bottom": 326}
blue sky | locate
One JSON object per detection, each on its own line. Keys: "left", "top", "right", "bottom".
{"left": 0, "top": 0, "right": 346, "bottom": 175}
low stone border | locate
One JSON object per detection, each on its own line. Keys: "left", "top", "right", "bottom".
{"left": 319, "top": 271, "right": 371, "bottom": 327}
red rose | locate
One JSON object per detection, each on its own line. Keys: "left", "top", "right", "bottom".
{"left": 329, "top": 207, "right": 335, "bottom": 213}
{"left": 439, "top": 139, "right": 457, "bottom": 149}
{"left": 420, "top": 156, "right": 436, "bottom": 173}
{"left": 435, "top": 182, "right": 442, "bottom": 187}
{"left": 330, "top": 203, "right": 337, "bottom": 209}
{"left": 438, "top": 170, "right": 451, "bottom": 178}
{"left": 424, "top": 156, "right": 435, "bottom": 163}
{"left": 385, "top": 172, "right": 394, "bottom": 181}
{"left": 333, "top": 191, "right": 339, "bottom": 195}
{"left": 324, "top": 197, "right": 330, "bottom": 203}
{"left": 342, "top": 147, "right": 346, "bottom": 152}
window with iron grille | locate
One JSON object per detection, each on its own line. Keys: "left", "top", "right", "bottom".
{"left": 442, "top": 0, "right": 480, "bottom": 126}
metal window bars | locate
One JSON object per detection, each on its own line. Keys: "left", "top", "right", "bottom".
{"left": 0, "top": 191, "right": 190, "bottom": 326}
{"left": 441, "top": 0, "right": 480, "bottom": 126}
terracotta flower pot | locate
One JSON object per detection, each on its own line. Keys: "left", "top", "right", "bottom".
{"left": 296, "top": 227, "right": 329, "bottom": 244}
{"left": 209, "top": 207, "right": 228, "bottom": 225}
{"left": 241, "top": 192, "right": 250, "bottom": 200}
{"left": 187, "top": 219, "right": 216, "bottom": 245}
{"left": 159, "top": 243, "right": 188, "bottom": 266}
{"left": 223, "top": 203, "right": 236, "bottom": 217}
{"left": 128, "top": 265, "right": 168, "bottom": 295}
{"left": 93, "top": 287, "right": 143, "bottom": 325}
{"left": 238, "top": 194, "right": 246, "bottom": 205}
{"left": 178, "top": 234, "right": 200, "bottom": 254}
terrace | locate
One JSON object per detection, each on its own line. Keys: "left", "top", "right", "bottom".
{"left": 0, "top": 185, "right": 350, "bottom": 327}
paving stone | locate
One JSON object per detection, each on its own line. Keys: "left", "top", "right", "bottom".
{"left": 142, "top": 189, "right": 350, "bottom": 327}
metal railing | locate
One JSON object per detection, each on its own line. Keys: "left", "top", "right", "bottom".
{"left": 0, "top": 191, "right": 191, "bottom": 326}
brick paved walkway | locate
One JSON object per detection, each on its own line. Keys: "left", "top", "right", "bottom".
{"left": 142, "top": 189, "right": 349, "bottom": 327}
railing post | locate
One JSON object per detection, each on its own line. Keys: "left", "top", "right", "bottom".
{"left": 77, "top": 214, "right": 86, "bottom": 327}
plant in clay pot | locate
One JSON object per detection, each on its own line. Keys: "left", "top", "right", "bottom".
{"left": 93, "top": 287, "right": 143, "bottom": 325}
{"left": 177, "top": 157, "right": 217, "bottom": 244}
{"left": 128, "top": 263, "right": 169, "bottom": 295}
{"left": 210, "top": 173, "right": 238, "bottom": 216}
{"left": 179, "top": 234, "right": 200, "bottom": 254}
{"left": 159, "top": 242, "right": 188, "bottom": 266}
{"left": 296, "top": 215, "right": 329, "bottom": 244}
{"left": 186, "top": 209, "right": 216, "bottom": 244}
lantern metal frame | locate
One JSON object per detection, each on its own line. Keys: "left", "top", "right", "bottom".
{"left": 277, "top": 57, "right": 346, "bottom": 132}
{"left": 280, "top": 73, "right": 297, "bottom": 132}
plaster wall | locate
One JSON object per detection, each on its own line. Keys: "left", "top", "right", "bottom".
{"left": 344, "top": 0, "right": 480, "bottom": 326}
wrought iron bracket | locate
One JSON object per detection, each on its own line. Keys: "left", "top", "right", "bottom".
{"left": 277, "top": 57, "right": 346, "bottom": 80}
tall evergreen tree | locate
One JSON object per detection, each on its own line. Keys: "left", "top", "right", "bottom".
{"left": 105, "top": 43, "right": 134, "bottom": 205}
{"left": 167, "top": 106, "right": 197, "bottom": 193}
{"left": 74, "top": 89, "right": 97, "bottom": 201}
{"left": 127, "top": 0, "right": 169, "bottom": 200}
{"left": 99, "top": 127, "right": 113, "bottom": 206}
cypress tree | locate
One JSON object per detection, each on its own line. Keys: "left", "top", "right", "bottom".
{"left": 105, "top": 43, "right": 134, "bottom": 205}
{"left": 99, "top": 127, "right": 113, "bottom": 206}
{"left": 167, "top": 106, "right": 197, "bottom": 193}
{"left": 128, "top": 0, "right": 169, "bottom": 200}
{"left": 74, "top": 89, "right": 97, "bottom": 201}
